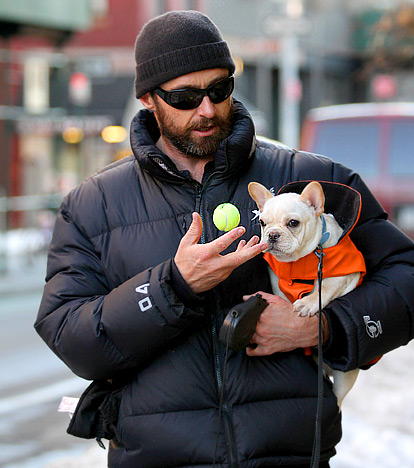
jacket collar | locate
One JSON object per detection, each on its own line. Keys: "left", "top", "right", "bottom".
{"left": 129, "top": 99, "right": 256, "bottom": 183}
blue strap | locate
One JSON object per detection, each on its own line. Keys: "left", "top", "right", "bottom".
{"left": 319, "top": 215, "right": 330, "bottom": 247}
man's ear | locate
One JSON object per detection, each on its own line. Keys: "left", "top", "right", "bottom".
{"left": 139, "top": 92, "right": 156, "bottom": 111}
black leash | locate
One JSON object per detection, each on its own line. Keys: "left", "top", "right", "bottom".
{"left": 310, "top": 244, "right": 325, "bottom": 468}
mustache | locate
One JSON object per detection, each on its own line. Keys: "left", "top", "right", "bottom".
{"left": 189, "top": 117, "right": 222, "bottom": 132}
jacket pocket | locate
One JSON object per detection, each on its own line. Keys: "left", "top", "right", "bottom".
{"left": 67, "top": 379, "right": 123, "bottom": 448}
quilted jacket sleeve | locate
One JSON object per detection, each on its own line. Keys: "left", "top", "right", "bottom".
{"left": 294, "top": 150, "right": 414, "bottom": 371}
{"left": 34, "top": 200, "right": 205, "bottom": 381}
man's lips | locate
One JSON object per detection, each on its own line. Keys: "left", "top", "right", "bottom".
{"left": 193, "top": 125, "right": 216, "bottom": 136}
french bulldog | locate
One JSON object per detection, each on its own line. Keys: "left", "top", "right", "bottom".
{"left": 248, "top": 180, "right": 363, "bottom": 408}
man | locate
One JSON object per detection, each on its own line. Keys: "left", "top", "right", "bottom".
{"left": 35, "top": 10, "right": 414, "bottom": 468}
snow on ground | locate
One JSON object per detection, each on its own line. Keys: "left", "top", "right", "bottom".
{"left": 332, "top": 339, "right": 414, "bottom": 468}
{"left": 43, "top": 445, "right": 107, "bottom": 468}
{"left": 0, "top": 228, "right": 51, "bottom": 258}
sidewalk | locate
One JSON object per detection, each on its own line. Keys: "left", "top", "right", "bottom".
{"left": 44, "top": 446, "right": 107, "bottom": 468}
{"left": 0, "top": 252, "right": 47, "bottom": 297}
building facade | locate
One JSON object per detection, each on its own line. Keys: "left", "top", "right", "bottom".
{"left": 1, "top": 0, "right": 413, "bottom": 231}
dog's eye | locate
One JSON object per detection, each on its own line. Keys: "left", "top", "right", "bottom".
{"left": 259, "top": 219, "right": 266, "bottom": 227}
{"left": 288, "top": 219, "right": 300, "bottom": 228}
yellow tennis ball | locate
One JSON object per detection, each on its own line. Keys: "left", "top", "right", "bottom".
{"left": 213, "top": 203, "right": 240, "bottom": 231}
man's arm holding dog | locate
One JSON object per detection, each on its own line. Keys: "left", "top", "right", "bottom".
{"left": 243, "top": 291, "right": 329, "bottom": 355}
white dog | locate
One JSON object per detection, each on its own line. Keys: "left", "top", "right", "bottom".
{"left": 248, "top": 181, "right": 365, "bottom": 408}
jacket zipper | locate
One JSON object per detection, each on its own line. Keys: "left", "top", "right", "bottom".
{"left": 211, "top": 318, "right": 238, "bottom": 468}
{"left": 194, "top": 183, "right": 206, "bottom": 244}
{"left": 194, "top": 180, "right": 238, "bottom": 467}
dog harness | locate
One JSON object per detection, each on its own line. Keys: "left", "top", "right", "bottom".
{"left": 263, "top": 220, "right": 366, "bottom": 303}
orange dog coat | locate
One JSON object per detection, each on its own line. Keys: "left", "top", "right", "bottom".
{"left": 264, "top": 235, "right": 366, "bottom": 303}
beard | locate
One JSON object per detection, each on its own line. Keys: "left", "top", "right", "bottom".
{"left": 153, "top": 99, "right": 234, "bottom": 158}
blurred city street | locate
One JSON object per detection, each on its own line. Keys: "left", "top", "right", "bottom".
{"left": 0, "top": 251, "right": 413, "bottom": 468}
{"left": 0, "top": 253, "right": 92, "bottom": 468}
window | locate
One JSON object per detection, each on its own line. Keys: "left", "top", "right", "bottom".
{"left": 312, "top": 120, "right": 379, "bottom": 177}
{"left": 389, "top": 120, "right": 414, "bottom": 176}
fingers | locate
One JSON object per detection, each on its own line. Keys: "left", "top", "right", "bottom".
{"left": 246, "top": 329, "right": 272, "bottom": 356}
{"left": 234, "top": 235, "right": 265, "bottom": 256}
{"left": 209, "top": 227, "right": 267, "bottom": 262}
{"left": 246, "top": 343, "right": 268, "bottom": 356}
{"left": 210, "top": 226, "right": 246, "bottom": 254}
{"left": 239, "top": 235, "right": 260, "bottom": 249}
{"left": 236, "top": 239, "right": 247, "bottom": 250}
{"left": 183, "top": 213, "right": 265, "bottom": 258}
{"left": 180, "top": 212, "right": 203, "bottom": 246}
{"left": 235, "top": 241, "right": 268, "bottom": 263}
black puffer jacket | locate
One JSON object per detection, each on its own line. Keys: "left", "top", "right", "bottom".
{"left": 35, "top": 102, "right": 414, "bottom": 468}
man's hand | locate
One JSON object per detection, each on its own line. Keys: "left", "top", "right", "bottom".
{"left": 175, "top": 212, "right": 267, "bottom": 294}
{"left": 244, "top": 291, "right": 328, "bottom": 356}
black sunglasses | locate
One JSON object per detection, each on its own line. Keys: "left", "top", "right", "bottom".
{"left": 153, "top": 75, "right": 234, "bottom": 110}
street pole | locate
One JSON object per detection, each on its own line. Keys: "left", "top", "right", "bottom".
{"left": 279, "top": 33, "right": 301, "bottom": 148}
{"left": 0, "top": 186, "right": 6, "bottom": 274}
{"left": 256, "top": 61, "right": 273, "bottom": 138}
{"left": 0, "top": 44, "right": 10, "bottom": 274}
{"left": 263, "top": 0, "right": 309, "bottom": 148}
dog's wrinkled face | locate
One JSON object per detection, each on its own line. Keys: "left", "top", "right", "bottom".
{"left": 248, "top": 181, "right": 325, "bottom": 262}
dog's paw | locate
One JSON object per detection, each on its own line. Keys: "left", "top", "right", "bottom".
{"left": 293, "top": 298, "right": 319, "bottom": 317}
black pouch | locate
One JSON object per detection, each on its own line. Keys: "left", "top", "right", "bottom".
{"left": 67, "top": 379, "right": 122, "bottom": 448}
{"left": 219, "top": 294, "right": 268, "bottom": 352}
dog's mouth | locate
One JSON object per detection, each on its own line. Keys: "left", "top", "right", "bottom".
{"left": 265, "top": 238, "right": 295, "bottom": 260}
{"left": 265, "top": 243, "right": 287, "bottom": 258}
{"left": 265, "top": 242, "right": 280, "bottom": 253}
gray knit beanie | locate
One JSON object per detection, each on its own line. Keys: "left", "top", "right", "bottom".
{"left": 134, "top": 10, "right": 235, "bottom": 98}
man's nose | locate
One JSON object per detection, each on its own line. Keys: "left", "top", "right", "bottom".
{"left": 196, "top": 96, "right": 216, "bottom": 118}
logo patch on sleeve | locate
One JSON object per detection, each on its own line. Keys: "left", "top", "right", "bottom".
{"left": 135, "top": 283, "right": 153, "bottom": 312}
{"left": 363, "top": 315, "right": 383, "bottom": 338}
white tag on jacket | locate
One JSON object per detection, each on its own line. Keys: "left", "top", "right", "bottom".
{"left": 58, "top": 396, "right": 79, "bottom": 418}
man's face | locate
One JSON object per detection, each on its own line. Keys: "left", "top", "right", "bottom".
{"left": 142, "top": 68, "right": 234, "bottom": 159}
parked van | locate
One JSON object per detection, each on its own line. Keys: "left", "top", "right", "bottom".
{"left": 300, "top": 102, "right": 414, "bottom": 238}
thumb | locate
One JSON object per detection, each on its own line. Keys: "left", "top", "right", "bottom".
{"left": 182, "top": 212, "right": 203, "bottom": 245}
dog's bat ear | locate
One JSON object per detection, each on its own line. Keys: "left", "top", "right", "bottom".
{"left": 299, "top": 181, "right": 325, "bottom": 216}
{"left": 248, "top": 182, "right": 274, "bottom": 211}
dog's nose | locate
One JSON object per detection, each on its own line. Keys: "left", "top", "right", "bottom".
{"left": 268, "top": 232, "right": 280, "bottom": 243}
